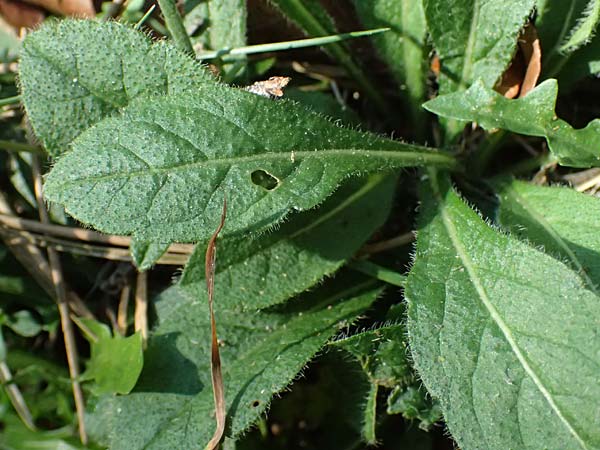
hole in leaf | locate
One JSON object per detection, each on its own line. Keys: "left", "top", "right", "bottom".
{"left": 251, "top": 170, "right": 279, "bottom": 190}
{"left": 251, "top": 400, "right": 260, "bottom": 408}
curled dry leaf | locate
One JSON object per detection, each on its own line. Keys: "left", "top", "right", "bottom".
{"left": 495, "top": 23, "right": 541, "bottom": 98}
{"left": 20, "top": 0, "right": 93, "bottom": 17}
{"left": 204, "top": 198, "right": 227, "bottom": 450}
{"left": 0, "top": 0, "right": 44, "bottom": 28}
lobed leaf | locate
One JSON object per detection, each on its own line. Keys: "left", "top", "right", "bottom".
{"left": 19, "top": 19, "right": 214, "bottom": 156}
{"left": 405, "top": 170, "right": 600, "bottom": 450}
{"left": 180, "top": 174, "right": 395, "bottom": 310}
{"left": 87, "top": 278, "right": 381, "bottom": 449}
{"left": 423, "top": 79, "right": 600, "bottom": 167}
{"left": 494, "top": 178, "right": 600, "bottom": 290}
{"left": 43, "top": 86, "right": 454, "bottom": 244}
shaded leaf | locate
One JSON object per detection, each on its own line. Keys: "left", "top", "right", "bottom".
{"left": 180, "top": 175, "right": 396, "bottom": 310}
{"left": 87, "top": 278, "right": 381, "bottom": 449}
{"left": 494, "top": 177, "right": 600, "bottom": 290}
{"left": 19, "top": 19, "right": 214, "bottom": 156}
{"left": 405, "top": 170, "right": 600, "bottom": 450}
{"left": 43, "top": 86, "right": 454, "bottom": 245}
{"left": 352, "top": 0, "right": 427, "bottom": 123}
{"left": 386, "top": 385, "right": 442, "bottom": 431}
{"left": 423, "top": 79, "right": 600, "bottom": 167}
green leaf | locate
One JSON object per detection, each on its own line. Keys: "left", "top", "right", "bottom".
{"left": 6, "top": 310, "right": 42, "bottom": 337}
{"left": 362, "top": 383, "right": 378, "bottom": 445}
{"left": 268, "top": 0, "right": 388, "bottom": 112}
{"left": 180, "top": 175, "right": 395, "bottom": 310}
{"left": 332, "top": 322, "right": 411, "bottom": 388}
{"left": 386, "top": 385, "right": 442, "bottom": 431}
{"left": 19, "top": 19, "right": 213, "bottom": 156}
{"left": 43, "top": 86, "right": 454, "bottom": 245}
{"left": 352, "top": 0, "right": 427, "bottom": 128}
{"left": 422, "top": 0, "right": 534, "bottom": 139}
{"left": 205, "top": 0, "right": 247, "bottom": 52}
{"left": 405, "top": 170, "right": 600, "bottom": 450}
{"left": 130, "top": 238, "right": 170, "bottom": 271}
{"left": 423, "top": 0, "right": 534, "bottom": 93}
{"left": 494, "top": 178, "right": 600, "bottom": 290}
{"left": 76, "top": 318, "right": 143, "bottom": 395}
{"left": 556, "top": 32, "right": 600, "bottom": 87}
{"left": 537, "top": 0, "right": 600, "bottom": 77}
{"left": 87, "top": 278, "right": 381, "bottom": 449}
{"left": 423, "top": 79, "right": 600, "bottom": 167}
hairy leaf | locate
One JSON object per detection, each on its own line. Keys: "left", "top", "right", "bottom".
{"left": 19, "top": 19, "right": 213, "bottom": 156}
{"left": 352, "top": 0, "right": 427, "bottom": 133}
{"left": 423, "top": 0, "right": 534, "bottom": 93}
{"left": 43, "top": 87, "right": 454, "bottom": 244}
{"left": 537, "top": 0, "right": 599, "bottom": 77}
{"left": 87, "top": 278, "right": 381, "bottom": 449}
{"left": 130, "top": 238, "right": 170, "bottom": 271}
{"left": 556, "top": 32, "right": 600, "bottom": 87}
{"left": 180, "top": 174, "right": 395, "bottom": 310}
{"left": 494, "top": 178, "right": 600, "bottom": 290}
{"left": 423, "top": 79, "right": 600, "bottom": 167}
{"left": 406, "top": 170, "right": 600, "bottom": 450}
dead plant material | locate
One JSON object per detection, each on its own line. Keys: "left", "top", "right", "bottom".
{"left": 0, "top": 0, "right": 43, "bottom": 28}
{"left": 134, "top": 271, "right": 148, "bottom": 348}
{"left": 20, "top": 0, "right": 93, "bottom": 17}
{"left": 204, "top": 198, "right": 227, "bottom": 450}
{"left": 32, "top": 157, "right": 87, "bottom": 445}
{"left": 495, "top": 23, "right": 541, "bottom": 98}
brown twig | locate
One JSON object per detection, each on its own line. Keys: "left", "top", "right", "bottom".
{"left": 204, "top": 198, "right": 227, "bottom": 450}
{"left": 31, "top": 157, "right": 87, "bottom": 444}
{"left": 134, "top": 271, "right": 148, "bottom": 349}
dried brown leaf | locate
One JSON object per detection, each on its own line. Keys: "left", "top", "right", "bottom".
{"left": 204, "top": 197, "right": 227, "bottom": 450}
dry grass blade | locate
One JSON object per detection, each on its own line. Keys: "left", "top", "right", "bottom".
{"left": 31, "top": 157, "right": 87, "bottom": 444}
{"left": 204, "top": 197, "right": 227, "bottom": 450}
{"left": 134, "top": 271, "right": 148, "bottom": 348}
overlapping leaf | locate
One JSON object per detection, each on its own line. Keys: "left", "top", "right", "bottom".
{"left": 43, "top": 84, "right": 454, "bottom": 244}
{"left": 424, "top": 79, "right": 600, "bottom": 167}
{"left": 19, "top": 19, "right": 214, "bottom": 156}
{"left": 406, "top": 170, "right": 600, "bottom": 450}
{"left": 87, "top": 278, "right": 381, "bottom": 449}
{"left": 495, "top": 178, "right": 600, "bottom": 290}
{"left": 180, "top": 175, "right": 395, "bottom": 310}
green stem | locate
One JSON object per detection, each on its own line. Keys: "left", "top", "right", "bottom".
{"left": 156, "top": 0, "right": 194, "bottom": 55}
{"left": 348, "top": 260, "right": 406, "bottom": 287}
{"left": 0, "top": 140, "right": 45, "bottom": 155}
{"left": 0, "top": 95, "right": 21, "bottom": 107}
{"left": 197, "top": 28, "right": 390, "bottom": 60}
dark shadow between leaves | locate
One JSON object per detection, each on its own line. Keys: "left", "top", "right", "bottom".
{"left": 133, "top": 332, "right": 203, "bottom": 395}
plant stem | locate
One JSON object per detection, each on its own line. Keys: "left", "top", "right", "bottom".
{"left": 157, "top": 0, "right": 194, "bottom": 54}
{"left": 0, "top": 95, "right": 20, "bottom": 107}
{"left": 348, "top": 260, "right": 406, "bottom": 287}
{"left": 0, "top": 140, "right": 45, "bottom": 155}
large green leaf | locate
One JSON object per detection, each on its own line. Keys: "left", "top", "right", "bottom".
{"left": 87, "top": 278, "right": 381, "bottom": 449}
{"left": 423, "top": 0, "right": 534, "bottom": 93}
{"left": 423, "top": 79, "right": 600, "bottom": 167}
{"left": 352, "top": 0, "right": 427, "bottom": 134}
{"left": 19, "top": 19, "right": 214, "bottom": 156}
{"left": 405, "top": 170, "right": 600, "bottom": 450}
{"left": 557, "top": 32, "right": 600, "bottom": 87}
{"left": 180, "top": 174, "right": 395, "bottom": 310}
{"left": 43, "top": 85, "right": 454, "bottom": 244}
{"left": 494, "top": 178, "right": 600, "bottom": 290}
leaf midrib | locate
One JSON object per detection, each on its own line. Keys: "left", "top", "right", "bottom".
{"left": 49, "top": 148, "right": 455, "bottom": 188}
{"left": 460, "top": 0, "right": 481, "bottom": 89}
{"left": 429, "top": 170, "right": 589, "bottom": 450}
